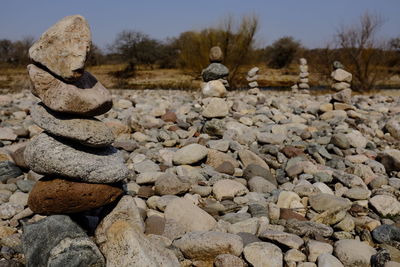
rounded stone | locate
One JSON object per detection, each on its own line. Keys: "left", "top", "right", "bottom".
{"left": 31, "top": 103, "right": 114, "bottom": 147}
{"left": 202, "top": 80, "right": 227, "bottom": 98}
{"left": 214, "top": 254, "right": 244, "bottom": 267}
{"left": 164, "top": 198, "right": 216, "bottom": 232}
{"left": 28, "top": 64, "right": 112, "bottom": 116}
{"left": 154, "top": 173, "right": 190, "bottom": 196}
{"left": 334, "top": 239, "right": 376, "bottom": 267}
{"left": 243, "top": 242, "right": 283, "bottom": 267}
{"left": 172, "top": 144, "right": 208, "bottom": 165}
{"left": 202, "top": 97, "right": 229, "bottom": 118}
{"left": 28, "top": 178, "right": 123, "bottom": 214}
{"left": 24, "top": 133, "right": 128, "bottom": 183}
{"left": 209, "top": 46, "right": 223, "bottom": 62}
{"left": 23, "top": 215, "right": 105, "bottom": 267}
{"left": 370, "top": 195, "right": 400, "bottom": 217}
{"left": 213, "top": 179, "right": 249, "bottom": 201}
{"left": 173, "top": 231, "right": 243, "bottom": 260}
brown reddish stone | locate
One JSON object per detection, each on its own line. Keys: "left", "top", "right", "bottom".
{"left": 137, "top": 186, "right": 155, "bottom": 199}
{"left": 280, "top": 208, "right": 308, "bottom": 221}
{"left": 167, "top": 125, "right": 180, "bottom": 131}
{"left": 281, "top": 146, "right": 305, "bottom": 158}
{"left": 161, "top": 111, "right": 177, "bottom": 123}
{"left": 27, "top": 178, "right": 122, "bottom": 214}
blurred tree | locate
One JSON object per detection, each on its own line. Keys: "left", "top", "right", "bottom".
{"left": 157, "top": 37, "right": 179, "bottom": 69}
{"left": 264, "top": 36, "right": 302, "bottom": 69}
{"left": 387, "top": 37, "right": 400, "bottom": 72}
{"left": 390, "top": 37, "right": 400, "bottom": 52}
{"left": 110, "top": 30, "right": 161, "bottom": 76}
{"left": 0, "top": 36, "right": 34, "bottom": 65}
{"left": 0, "top": 39, "right": 13, "bottom": 63}
{"left": 86, "top": 43, "right": 105, "bottom": 66}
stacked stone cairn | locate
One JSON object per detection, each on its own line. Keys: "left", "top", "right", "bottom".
{"left": 330, "top": 61, "right": 353, "bottom": 105}
{"left": 201, "top": 46, "right": 229, "bottom": 94}
{"left": 24, "top": 15, "right": 127, "bottom": 215}
{"left": 291, "top": 58, "right": 310, "bottom": 93}
{"left": 247, "top": 67, "right": 260, "bottom": 94}
{"left": 200, "top": 46, "right": 230, "bottom": 120}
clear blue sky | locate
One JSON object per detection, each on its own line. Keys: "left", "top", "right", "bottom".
{"left": 1, "top": 0, "right": 399, "bottom": 50}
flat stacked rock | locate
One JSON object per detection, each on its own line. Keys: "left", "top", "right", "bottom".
{"left": 292, "top": 58, "right": 310, "bottom": 93}
{"left": 247, "top": 67, "right": 260, "bottom": 94}
{"left": 24, "top": 15, "right": 125, "bottom": 215}
{"left": 331, "top": 61, "right": 352, "bottom": 105}
{"left": 201, "top": 46, "right": 230, "bottom": 119}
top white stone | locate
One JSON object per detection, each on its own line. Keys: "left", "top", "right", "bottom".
{"left": 331, "top": 69, "right": 352, "bottom": 83}
{"left": 29, "top": 15, "right": 91, "bottom": 81}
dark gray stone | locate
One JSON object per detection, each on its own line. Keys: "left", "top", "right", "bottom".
{"left": 372, "top": 224, "right": 400, "bottom": 244}
{"left": 23, "top": 215, "right": 105, "bottom": 267}
{"left": 0, "top": 161, "right": 22, "bottom": 182}
{"left": 203, "top": 119, "right": 225, "bottom": 137}
{"left": 371, "top": 249, "right": 391, "bottom": 267}
{"left": 16, "top": 180, "right": 36, "bottom": 193}
{"left": 248, "top": 204, "right": 268, "bottom": 218}
{"left": 201, "top": 63, "right": 229, "bottom": 82}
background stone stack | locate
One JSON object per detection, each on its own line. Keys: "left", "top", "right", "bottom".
{"left": 200, "top": 46, "right": 230, "bottom": 120}
{"left": 330, "top": 61, "right": 353, "bottom": 105}
{"left": 292, "top": 58, "right": 310, "bottom": 93}
{"left": 247, "top": 67, "right": 260, "bottom": 94}
{"left": 201, "top": 46, "right": 229, "bottom": 92}
{"left": 24, "top": 15, "right": 127, "bottom": 215}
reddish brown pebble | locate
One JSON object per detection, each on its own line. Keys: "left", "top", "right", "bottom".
{"left": 167, "top": 125, "right": 180, "bottom": 131}
{"left": 161, "top": 110, "right": 177, "bottom": 123}
{"left": 280, "top": 208, "right": 308, "bottom": 221}
{"left": 281, "top": 146, "right": 305, "bottom": 158}
{"left": 28, "top": 178, "right": 122, "bottom": 214}
{"left": 137, "top": 186, "right": 155, "bottom": 199}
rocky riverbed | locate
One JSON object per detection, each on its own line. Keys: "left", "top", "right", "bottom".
{"left": 0, "top": 88, "right": 400, "bottom": 266}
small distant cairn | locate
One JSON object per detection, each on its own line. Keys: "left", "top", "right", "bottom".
{"left": 200, "top": 46, "right": 230, "bottom": 120}
{"left": 291, "top": 58, "right": 310, "bottom": 93}
{"left": 247, "top": 67, "right": 260, "bottom": 94}
{"left": 201, "top": 46, "right": 228, "bottom": 98}
{"left": 330, "top": 61, "right": 352, "bottom": 105}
